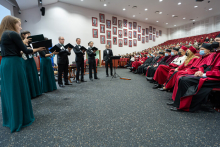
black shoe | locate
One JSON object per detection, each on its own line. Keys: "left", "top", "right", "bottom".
{"left": 170, "top": 107, "right": 179, "bottom": 111}
{"left": 65, "top": 83, "right": 72, "bottom": 85}
{"left": 90, "top": 78, "right": 93, "bottom": 81}
{"left": 167, "top": 101, "right": 174, "bottom": 105}
{"left": 149, "top": 80, "right": 155, "bottom": 83}
{"left": 59, "top": 84, "right": 65, "bottom": 87}
{"left": 153, "top": 84, "right": 161, "bottom": 89}
{"left": 94, "top": 77, "right": 99, "bottom": 79}
{"left": 106, "top": 75, "right": 109, "bottom": 77}
{"left": 81, "top": 80, "right": 87, "bottom": 82}
{"left": 76, "top": 80, "right": 80, "bottom": 84}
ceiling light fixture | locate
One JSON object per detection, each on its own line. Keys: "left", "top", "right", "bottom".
{"left": 159, "top": 12, "right": 162, "bottom": 14}
{"left": 194, "top": 6, "right": 198, "bottom": 8}
{"left": 104, "top": 4, "right": 107, "bottom": 6}
{"left": 156, "top": 21, "right": 159, "bottom": 22}
{"left": 133, "top": 15, "right": 135, "bottom": 17}
{"left": 183, "top": 17, "right": 186, "bottom": 19}
{"left": 178, "top": 2, "right": 181, "bottom": 5}
{"left": 209, "top": 8, "right": 212, "bottom": 10}
{"left": 145, "top": 8, "right": 148, "bottom": 11}
{"left": 174, "top": 25, "right": 176, "bottom": 26}
{"left": 166, "top": 23, "right": 168, "bottom": 24}
{"left": 145, "top": 18, "right": 148, "bottom": 20}
{"left": 193, "top": 20, "right": 195, "bottom": 21}
{"left": 159, "top": 0, "right": 163, "bottom": 2}
{"left": 123, "top": 8, "right": 126, "bottom": 11}
{"left": 81, "top": 0, "right": 83, "bottom": 1}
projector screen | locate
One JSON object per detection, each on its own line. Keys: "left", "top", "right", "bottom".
{"left": 0, "top": 4, "right": 11, "bottom": 23}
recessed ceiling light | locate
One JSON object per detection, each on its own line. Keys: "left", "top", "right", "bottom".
{"left": 156, "top": 21, "right": 159, "bottom": 22}
{"left": 193, "top": 20, "right": 195, "bottom": 21}
{"left": 145, "top": 18, "right": 148, "bottom": 20}
{"left": 174, "top": 25, "right": 176, "bottom": 26}
{"left": 123, "top": 8, "right": 126, "bottom": 11}
{"left": 133, "top": 15, "right": 135, "bottom": 17}
{"left": 172, "top": 15, "right": 175, "bottom": 17}
{"left": 166, "top": 23, "right": 168, "bottom": 24}
{"left": 145, "top": 8, "right": 148, "bottom": 11}
{"left": 194, "top": 6, "right": 198, "bottom": 8}
{"left": 104, "top": 4, "right": 107, "bottom": 6}
{"left": 81, "top": 0, "right": 83, "bottom": 1}
{"left": 178, "top": 2, "right": 181, "bottom": 5}
{"left": 159, "top": 0, "right": 163, "bottom": 2}
{"left": 209, "top": 8, "right": 212, "bottom": 10}
{"left": 183, "top": 17, "right": 186, "bottom": 19}
{"left": 159, "top": 12, "right": 162, "bottom": 14}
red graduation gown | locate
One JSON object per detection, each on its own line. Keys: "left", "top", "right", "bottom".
{"left": 165, "top": 58, "right": 198, "bottom": 89}
{"left": 173, "top": 51, "right": 220, "bottom": 111}
{"left": 172, "top": 53, "right": 217, "bottom": 101}
{"left": 166, "top": 54, "right": 212, "bottom": 91}
{"left": 132, "top": 57, "right": 146, "bottom": 70}
{"left": 153, "top": 60, "right": 181, "bottom": 85}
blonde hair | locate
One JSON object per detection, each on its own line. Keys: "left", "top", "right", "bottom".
{"left": 0, "top": 15, "right": 21, "bottom": 41}
{"left": 184, "top": 49, "right": 198, "bottom": 66}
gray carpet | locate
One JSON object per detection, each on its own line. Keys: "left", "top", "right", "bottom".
{"left": 0, "top": 68, "right": 220, "bottom": 147}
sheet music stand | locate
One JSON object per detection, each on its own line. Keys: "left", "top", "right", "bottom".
{"left": 110, "top": 56, "right": 121, "bottom": 81}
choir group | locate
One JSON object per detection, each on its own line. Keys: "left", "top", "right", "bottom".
{"left": 0, "top": 15, "right": 105, "bottom": 133}
{"left": 125, "top": 34, "right": 220, "bottom": 112}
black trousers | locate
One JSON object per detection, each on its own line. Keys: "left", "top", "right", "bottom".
{"left": 174, "top": 76, "right": 220, "bottom": 112}
{"left": 89, "top": 59, "right": 97, "bottom": 79}
{"left": 76, "top": 60, "right": 84, "bottom": 81}
{"left": 58, "top": 63, "right": 68, "bottom": 84}
{"left": 105, "top": 60, "right": 112, "bottom": 76}
{"left": 147, "top": 66, "right": 158, "bottom": 77}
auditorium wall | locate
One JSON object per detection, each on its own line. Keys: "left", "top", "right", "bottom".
{"left": 15, "top": 2, "right": 168, "bottom": 63}
{"left": 168, "top": 15, "right": 220, "bottom": 40}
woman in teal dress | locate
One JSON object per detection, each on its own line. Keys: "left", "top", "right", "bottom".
{"left": 39, "top": 40, "right": 57, "bottom": 93}
{"left": 20, "top": 31, "right": 42, "bottom": 98}
{"left": 0, "top": 15, "right": 45, "bottom": 133}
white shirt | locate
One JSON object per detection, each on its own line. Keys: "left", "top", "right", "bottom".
{"left": 107, "top": 49, "right": 109, "bottom": 54}
{"left": 171, "top": 55, "right": 187, "bottom": 66}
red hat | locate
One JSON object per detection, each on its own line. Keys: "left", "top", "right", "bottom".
{"left": 189, "top": 46, "right": 197, "bottom": 54}
{"left": 181, "top": 46, "right": 188, "bottom": 51}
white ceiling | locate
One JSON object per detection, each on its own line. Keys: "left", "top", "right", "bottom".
{"left": 15, "top": 0, "right": 220, "bottom": 28}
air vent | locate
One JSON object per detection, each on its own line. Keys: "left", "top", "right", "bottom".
{"left": 132, "top": 6, "right": 137, "bottom": 9}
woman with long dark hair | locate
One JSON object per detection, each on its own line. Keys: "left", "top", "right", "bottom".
{"left": 39, "top": 38, "right": 57, "bottom": 93}
{"left": 0, "top": 15, "right": 45, "bottom": 132}
{"left": 20, "top": 30, "right": 42, "bottom": 98}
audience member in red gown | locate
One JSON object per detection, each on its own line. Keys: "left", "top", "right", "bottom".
{"left": 153, "top": 46, "right": 188, "bottom": 89}
{"left": 167, "top": 40, "right": 220, "bottom": 112}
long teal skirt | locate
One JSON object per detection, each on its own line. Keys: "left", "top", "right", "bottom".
{"left": 0, "top": 56, "right": 35, "bottom": 133}
{"left": 40, "top": 57, "right": 57, "bottom": 93}
{"left": 22, "top": 57, "right": 42, "bottom": 98}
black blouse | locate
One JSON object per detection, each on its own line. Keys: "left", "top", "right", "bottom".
{"left": 39, "top": 49, "right": 50, "bottom": 58}
{"left": 0, "top": 30, "right": 33, "bottom": 57}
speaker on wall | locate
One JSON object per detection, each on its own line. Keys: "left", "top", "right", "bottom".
{"left": 40, "top": 7, "right": 45, "bottom": 16}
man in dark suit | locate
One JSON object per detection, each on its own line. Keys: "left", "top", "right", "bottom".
{"left": 86, "top": 41, "right": 99, "bottom": 81}
{"left": 73, "top": 38, "right": 86, "bottom": 84}
{"left": 56, "top": 36, "right": 72, "bottom": 87}
{"left": 103, "top": 44, "right": 113, "bottom": 77}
